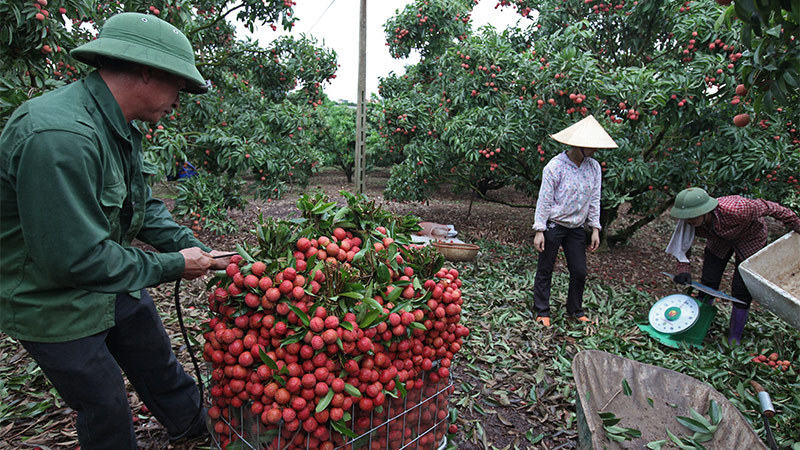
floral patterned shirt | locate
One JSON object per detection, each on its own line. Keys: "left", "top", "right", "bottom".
{"left": 533, "top": 151, "right": 602, "bottom": 231}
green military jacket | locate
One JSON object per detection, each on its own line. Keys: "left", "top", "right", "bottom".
{"left": 0, "top": 71, "right": 209, "bottom": 342}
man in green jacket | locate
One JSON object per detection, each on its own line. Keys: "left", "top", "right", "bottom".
{"left": 0, "top": 13, "right": 230, "bottom": 448}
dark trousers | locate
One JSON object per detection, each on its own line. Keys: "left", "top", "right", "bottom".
{"left": 21, "top": 290, "right": 203, "bottom": 450}
{"left": 700, "top": 247, "right": 753, "bottom": 310}
{"left": 533, "top": 223, "right": 588, "bottom": 318}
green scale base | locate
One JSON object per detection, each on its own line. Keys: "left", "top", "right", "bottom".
{"left": 638, "top": 300, "right": 716, "bottom": 349}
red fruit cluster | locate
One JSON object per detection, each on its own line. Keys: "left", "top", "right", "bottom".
{"left": 202, "top": 227, "right": 469, "bottom": 449}
{"left": 751, "top": 352, "right": 792, "bottom": 371}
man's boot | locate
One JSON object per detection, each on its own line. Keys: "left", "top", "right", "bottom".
{"left": 728, "top": 308, "right": 749, "bottom": 345}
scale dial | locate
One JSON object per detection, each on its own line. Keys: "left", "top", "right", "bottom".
{"left": 648, "top": 294, "right": 700, "bottom": 334}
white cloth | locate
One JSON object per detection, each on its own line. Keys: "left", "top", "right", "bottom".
{"left": 665, "top": 219, "right": 695, "bottom": 263}
{"left": 410, "top": 235, "right": 465, "bottom": 245}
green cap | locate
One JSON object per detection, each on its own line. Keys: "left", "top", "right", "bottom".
{"left": 670, "top": 187, "right": 718, "bottom": 219}
{"left": 71, "top": 12, "right": 207, "bottom": 94}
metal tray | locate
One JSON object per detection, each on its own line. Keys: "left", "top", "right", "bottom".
{"left": 739, "top": 232, "right": 800, "bottom": 330}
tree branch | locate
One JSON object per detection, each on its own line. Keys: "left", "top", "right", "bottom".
{"left": 607, "top": 199, "right": 673, "bottom": 246}
{"left": 188, "top": 3, "right": 246, "bottom": 38}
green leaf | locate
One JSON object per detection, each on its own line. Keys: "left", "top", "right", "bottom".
{"left": 344, "top": 383, "right": 362, "bottom": 398}
{"left": 692, "top": 432, "right": 714, "bottom": 443}
{"left": 234, "top": 243, "right": 255, "bottom": 262}
{"left": 675, "top": 416, "right": 710, "bottom": 434}
{"left": 284, "top": 302, "right": 310, "bottom": 327}
{"left": 259, "top": 348, "right": 279, "bottom": 370}
{"left": 377, "top": 263, "right": 391, "bottom": 284}
{"left": 331, "top": 418, "right": 358, "bottom": 438}
{"left": 386, "top": 284, "right": 404, "bottom": 303}
{"left": 605, "top": 431, "right": 627, "bottom": 442}
{"left": 396, "top": 377, "right": 407, "bottom": 398}
{"left": 708, "top": 400, "right": 721, "bottom": 426}
{"left": 689, "top": 407, "right": 713, "bottom": 429}
{"left": 280, "top": 332, "right": 305, "bottom": 346}
{"left": 647, "top": 440, "right": 667, "bottom": 450}
{"left": 622, "top": 379, "right": 632, "bottom": 396}
{"left": 599, "top": 414, "right": 621, "bottom": 427}
{"left": 316, "top": 389, "right": 334, "bottom": 412}
{"left": 308, "top": 260, "right": 324, "bottom": 282}
{"left": 362, "top": 296, "right": 384, "bottom": 312}
{"left": 765, "top": 24, "right": 782, "bottom": 37}
{"left": 359, "top": 310, "right": 383, "bottom": 329}
{"left": 526, "top": 431, "right": 544, "bottom": 444}
{"left": 666, "top": 428, "right": 697, "bottom": 450}
{"left": 352, "top": 247, "right": 368, "bottom": 263}
{"left": 626, "top": 428, "right": 642, "bottom": 438}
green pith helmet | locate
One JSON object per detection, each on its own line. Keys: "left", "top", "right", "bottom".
{"left": 670, "top": 187, "right": 718, "bottom": 219}
{"left": 71, "top": 12, "right": 207, "bottom": 94}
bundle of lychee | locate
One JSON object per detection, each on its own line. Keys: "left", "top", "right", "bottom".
{"left": 750, "top": 351, "right": 792, "bottom": 372}
{"left": 201, "top": 192, "right": 469, "bottom": 449}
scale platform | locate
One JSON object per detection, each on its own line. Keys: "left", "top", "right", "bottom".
{"left": 638, "top": 294, "right": 717, "bottom": 349}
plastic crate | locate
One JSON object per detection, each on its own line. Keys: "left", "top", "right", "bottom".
{"left": 207, "top": 369, "right": 453, "bottom": 450}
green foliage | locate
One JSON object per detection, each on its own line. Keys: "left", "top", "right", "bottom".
{"left": 227, "top": 192, "right": 441, "bottom": 319}
{"left": 294, "top": 190, "right": 422, "bottom": 242}
{"left": 600, "top": 411, "right": 642, "bottom": 442}
{"left": 0, "top": 336, "right": 62, "bottom": 421}
{"left": 0, "top": 0, "right": 95, "bottom": 123}
{"left": 310, "top": 99, "right": 362, "bottom": 182}
{"left": 172, "top": 171, "right": 246, "bottom": 235}
{"left": 0, "top": 0, "right": 340, "bottom": 215}
{"left": 716, "top": 0, "right": 800, "bottom": 112}
{"left": 373, "top": 0, "right": 800, "bottom": 245}
{"left": 384, "top": 0, "right": 473, "bottom": 59}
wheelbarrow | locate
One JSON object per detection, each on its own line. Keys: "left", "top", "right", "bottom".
{"left": 739, "top": 231, "right": 800, "bottom": 331}
{"left": 572, "top": 350, "right": 766, "bottom": 449}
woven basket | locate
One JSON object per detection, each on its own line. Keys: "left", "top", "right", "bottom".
{"left": 430, "top": 241, "right": 479, "bottom": 262}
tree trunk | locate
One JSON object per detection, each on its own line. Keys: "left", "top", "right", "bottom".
{"left": 606, "top": 200, "right": 673, "bottom": 247}
{"left": 344, "top": 166, "right": 353, "bottom": 183}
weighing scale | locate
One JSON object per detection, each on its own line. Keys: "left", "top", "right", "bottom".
{"left": 638, "top": 273, "right": 748, "bottom": 349}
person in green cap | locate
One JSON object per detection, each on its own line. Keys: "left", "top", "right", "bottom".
{"left": 666, "top": 187, "right": 800, "bottom": 344}
{"left": 0, "top": 12, "right": 229, "bottom": 448}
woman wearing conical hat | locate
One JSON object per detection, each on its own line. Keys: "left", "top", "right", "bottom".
{"left": 531, "top": 115, "right": 617, "bottom": 327}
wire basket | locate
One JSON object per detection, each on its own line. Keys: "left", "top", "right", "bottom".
{"left": 207, "top": 368, "right": 453, "bottom": 450}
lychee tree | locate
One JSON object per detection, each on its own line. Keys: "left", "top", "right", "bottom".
{"left": 307, "top": 99, "right": 366, "bottom": 183}
{"left": 1, "top": 0, "right": 341, "bottom": 234}
{"left": 715, "top": 0, "right": 799, "bottom": 112}
{"left": 374, "top": 0, "right": 800, "bottom": 245}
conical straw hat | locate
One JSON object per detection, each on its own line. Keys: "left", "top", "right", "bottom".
{"left": 549, "top": 115, "right": 618, "bottom": 149}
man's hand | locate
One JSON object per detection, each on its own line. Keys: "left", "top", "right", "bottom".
{"left": 588, "top": 228, "right": 600, "bottom": 252}
{"left": 534, "top": 231, "right": 545, "bottom": 252}
{"left": 673, "top": 272, "right": 692, "bottom": 285}
{"left": 209, "top": 250, "right": 234, "bottom": 270}
{"left": 180, "top": 247, "right": 214, "bottom": 280}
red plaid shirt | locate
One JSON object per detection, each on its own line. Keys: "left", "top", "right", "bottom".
{"left": 677, "top": 195, "right": 800, "bottom": 273}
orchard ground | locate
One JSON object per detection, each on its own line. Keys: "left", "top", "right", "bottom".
{"left": 1, "top": 167, "right": 795, "bottom": 450}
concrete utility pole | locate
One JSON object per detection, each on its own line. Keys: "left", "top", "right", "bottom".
{"left": 354, "top": 0, "right": 367, "bottom": 193}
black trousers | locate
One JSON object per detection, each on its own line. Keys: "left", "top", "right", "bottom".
{"left": 700, "top": 247, "right": 753, "bottom": 310}
{"left": 533, "top": 223, "right": 588, "bottom": 318}
{"left": 20, "top": 290, "right": 203, "bottom": 450}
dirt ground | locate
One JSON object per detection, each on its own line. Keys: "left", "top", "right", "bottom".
{"left": 2, "top": 167, "right": 765, "bottom": 450}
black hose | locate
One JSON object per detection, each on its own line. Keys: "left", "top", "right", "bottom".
{"left": 174, "top": 279, "right": 204, "bottom": 401}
